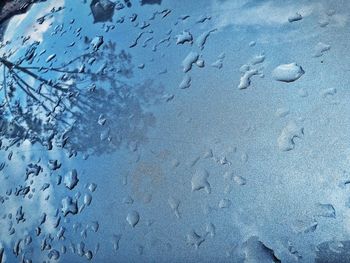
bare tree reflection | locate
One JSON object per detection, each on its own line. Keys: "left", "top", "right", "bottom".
{"left": 0, "top": 38, "right": 164, "bottom": 155}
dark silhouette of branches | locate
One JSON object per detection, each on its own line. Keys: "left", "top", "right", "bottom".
{"left": 0, "top": 39, "right": 164, "bottom": 155}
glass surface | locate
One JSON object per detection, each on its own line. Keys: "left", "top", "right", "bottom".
{"left": 0, "top": 0, "right": 348, "bottom": 262}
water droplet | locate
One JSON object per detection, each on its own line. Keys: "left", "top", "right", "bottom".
{"left": 126, "top": 211, "right": 140, "bottom": 227}
{"left": 112, "top": 234, "right": 122, "bottom": 252}
{"left": 275, "top": 107, "right": 290, "bottom": 118}
{"left": 46, "top": 54, "right": 56, "bottom": 63}
{"left": 196, "top": 29, "right": 217, "bottom": 50}
{"left": 249, "top": 41, "right": 256, "bottom": 47}
{"left": 203, "top": 149, "right": 213, "bottom": 159}
{"left": 242, "top": 236, "right": 281, "bottom": 262}
{"left": 293, "top": 218, "right": 318, "bottom": 233}
{"left": 186, "top": 230, "right": 205, "bottom": 249}
{"left": 205, "top": 223, "right": 216, "bottom": 238}
{"left": 61, "top": 197, "right": 78, "bottom": 216}
{"left": 176, "top": 30, "right": 193, "bottom": 45}
{"left": 64, "top": 169, "right": 79, "bottom": 190}
{"left": 233, "top": 175, "right": 247, "bottom": 185}
{"left": 48, "top": 249, "right": 60, "bottom": 260}
{"left": 87, "top": 183, "right": 97, "bottom": 192}
{"left": 238, "top": 67, "right": 259, "bottom": 90}
{"left": 277, "top": 121, "right": 304, "bottom": 151}
{"left": 191, "top": 169, "right": 211, "bottom": 194}
{"left": 313, "top": 42, "right": 331, "bottom": 57}
{"left": 123, "top": 196, "right": 134, "bottom": 205}
{"left": 251, "top": 54, "right": 265, "bottom": 65}
{"left": 320, "top": 87, "right": 336, "bottom": 98}
{"left": 272, "top": 63, "right": 304, "bottom": 83}
{"left": 288, "top": 12, "right": 303, "bottom": 22}
{"left": 84, "top": 193, "right": 92, "bottom": 206}
{"left": 91, "top": 36, "right": 104, "bottom": 51}
{"left": 85, "top": 250, "right": 93, "bottom": 260}
{"left": 179, "top": 75, "right": 191, "bottom": 89}
{"left": 218, "top": 198, "right": 231, "bottom": 208}
{"left": 315, "top": 203, "right": 336, "bottom": 218}
{"left": 182, "top": 52, "right": 199, "bottom": 73}
{"left": 168, "top": 197, "right": 181, "bottom": 218}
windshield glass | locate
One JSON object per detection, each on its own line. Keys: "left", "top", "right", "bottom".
{"left": 0, "top": 0, "right": 348, "bottom": 262}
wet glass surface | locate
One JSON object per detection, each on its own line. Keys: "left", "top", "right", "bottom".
{"left": 0, "top": 0, "right": 349, "bottom": 262}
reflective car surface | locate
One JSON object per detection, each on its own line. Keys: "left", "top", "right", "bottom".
{"left": 0, "top": 0, "right": 349, "bottom": 262}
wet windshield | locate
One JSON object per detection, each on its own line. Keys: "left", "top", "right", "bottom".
{"left": 0, "top": 0, "right": 348, "bottom": 262}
